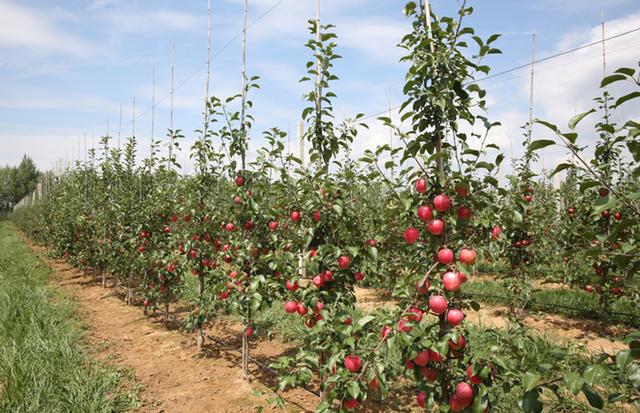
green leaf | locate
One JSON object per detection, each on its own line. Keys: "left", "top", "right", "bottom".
{"left": 523, "top": 372, "right": 541, "bottom": 392}
{"left": 550, "top": 163, "right": 574, "bottom": 177}
{"left": 347, "top": 380, "right": 360, "bottom": 399}
{"left": 583, "top": 364, "right": 608, "bottom": 386}
{"left": 528, "top": 139, "right": 556, "bottom": 152}
{"left": 356, "top": 315, "right": 375, "bottom": 328}
{"left": 581, "top": 383, "right": 604, "bottom": 409}
{"left": 601, "top": 73, "right": 627, "bottom": 87}
{"left": 565, "top": 372, "right": 584, "bottom": 395}
{"left": 569, "top": 109, "right": 595, "bottom": 129}
{"left": 521, "top": 390, "right": 543, "bottom": 413}
{"left": 615, "top": 91, "right": 640, "bottom": 107}
{"left": 614, "top": 67, "right": 636, "bottom": 76}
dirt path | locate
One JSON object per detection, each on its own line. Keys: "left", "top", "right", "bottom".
{"left": 354, "top": 287, "right": 628, "bottom": 354}
{"left": 26, "top": 241, "right": 316, "bottom": 413}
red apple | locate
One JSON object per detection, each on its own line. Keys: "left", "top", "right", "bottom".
{"left": 455, "top": 184, "right": 469, "bottom": 197}
{"left": 338, "top": 256, "right": 351, "bottom": 270}
{"left": 454, "top": 382, "right": 474, "bottom": 401}
{"left": 421, "top": 367, "right": 439, "bottom": 382}
{"left": 269, "top": 221, "right": 279, "bottom": 231}
{"left": 225, "top": 222, "right": 235, "bottom": 232}
{"left": 428, "top": 219, "right": 445, "bottom": 235}
{"left": 245, "top": 326, "right": 253, "bottom": 337}
{"left": 296, "top": 303, "right": 307, "bottom": 316}
{"left": 457, "top": 205, "right": 471, "bottom": 220}
{"left": 414, "top": 350, "right": 430, "bottom": 366}
{"left": 459, "top": 248, "right": 477, "bottom": 265}
{"left": 417, "top": 391, "right": 427, "bottom": 407}
{"left": 344, "top": 355, "right": 362, "bottom": 373}
{"left": 434, "top": 194, "right": 452, "bottom": 212}
{"left": 524, "top": 194, "right": 533, "bottom": 203}
{"left": 290, "top": 211, "right": 301, "bottom": 222}
{"left": 404, "top": 227, "right": 420, "bottom": 244}
{"left": 417, "top": 205, "right": 434, "bottom": 222}
{"left": 437, "top": 248, "right": 454, "bottom": 265}
{"left": 442, "top": 271, "right": 461, "bottom": 291}
{"left": 312, "top": 210, "right": 321, "bottom": 222}
{"left": 235, "top": 175, "right": 245, "bottom": 186}
{"left": 446, "top": 308, "right": 465, "bottom": 326}
{"left": 284, "top": 301, "right": 298, "bottom": 313}
{"left": 598, "top": 187, "right": 609, "bottom": 197}
{"left": 429, "top": 295, "right": 448, "bottom": 315}
{"left": 354, "top": 272, "right": 365, "bottom": 282}
{"left": 343, "top": 399, "right": 358, "bottom": 410}
{"left": 449, "top": 335, "right": 466, "bottom": 351}
{"left": 467, "top": 365, "right": 481, "bottom": 384}
{"left": 312, "top": 275, "right": 324, "bottom": 288}
{"left": 490, "top": 226, "right": 502, "bottom": 240}
{"left": 415, "top": 178, "right": 427, "bottom": 194}
{"left": 285, "top": 280, "right": 299, "bottom": 292}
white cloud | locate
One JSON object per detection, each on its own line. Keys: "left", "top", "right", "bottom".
{"left": 102, "top": 9, "right": 203, "bottom": 33}
{"left": 0, "top": 0, "right": 93, "bottom": 55}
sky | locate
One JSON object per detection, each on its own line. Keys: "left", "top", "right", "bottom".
{"left": 1, "top": 0, "right": 639, "bottom": 177}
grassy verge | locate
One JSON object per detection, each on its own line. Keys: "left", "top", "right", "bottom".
{"left": 0, "top": 220, "right": 140, "bottom": 413}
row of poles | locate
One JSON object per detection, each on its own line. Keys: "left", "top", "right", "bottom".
{"left": 15, "top": 2, "right": 619, "bottom": 209}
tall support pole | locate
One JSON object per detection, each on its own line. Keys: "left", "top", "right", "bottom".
{"left": 527, "top": 33, "right": 536, "bottom": 143}
{"left": 601, "top": 11, "right": 610, "bottom": 125}
{"left": 314, "top": 0, "right": 322, "bottom": 157}
{"left": 118, "top": 104, "right": 123, "bottom": 149}
{"left": 203, "top": 0, "right": 212, "bottom": 143}
{"left": 297, "top": 121, "right": 305, "bottom": 167}
{"left": 388, "top": 82, "right": 394, "bottom": 177}
{"left": 423, "top": 0, "right": 443, "bottom": 177}
{"left": 240, "top": 0, "right": 248, "bottom": 170}
{"left": 151, "top": 66, "right": 156, "bottom": 165}
{"left": 168, "top": 38, "right": 176, "bottom": 171}
{"left": 131, "top": 96, "right": 136, "bottom": 139}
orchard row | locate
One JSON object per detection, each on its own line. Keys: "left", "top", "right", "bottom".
{"left": 13, "top": 2, "right": 640, "bottom": 412}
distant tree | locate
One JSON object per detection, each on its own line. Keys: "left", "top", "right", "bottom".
{"left": 0, "top": 155, "right": 40, "bottom": 210}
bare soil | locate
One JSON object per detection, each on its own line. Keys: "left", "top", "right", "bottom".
{"left": 26, "top": 241, "right": 317, "bottom": 413}
{"left": 354, "top": 287, "right": 628, "bottom": 354}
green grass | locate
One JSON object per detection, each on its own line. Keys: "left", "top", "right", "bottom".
{"left": 0, "top": 220, "right": 140, "bottom": 413}
{"left": 463, "top": 278, "right": 640, "bottom": 328}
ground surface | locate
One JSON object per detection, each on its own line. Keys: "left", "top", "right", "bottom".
{"left": 25, "top": 239, "right": 316, "bottom": 413}
{"left": 15, "top": 229, "right": 630, "bottom": 412}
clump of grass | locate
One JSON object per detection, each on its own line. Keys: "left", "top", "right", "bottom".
{"left": 0, "top": 221, "right": 140, "bottom": 413}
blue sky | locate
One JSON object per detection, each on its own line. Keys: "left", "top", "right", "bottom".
{"left": 1, "top": 0, "right": 639, "bottom": 176}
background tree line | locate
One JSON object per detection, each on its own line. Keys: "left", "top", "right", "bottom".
{"left": 0, "top": 155, "right": 40, "bottom": 216}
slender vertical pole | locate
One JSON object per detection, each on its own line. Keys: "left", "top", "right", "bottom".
{"left": 388, "top": 82, "right": 394, "bottom": 177}
{"left": 132, "top": 96, "right": 136, "bottom": 138}
{"left": 118, "top": 104, "right": 123, "bottom": 148}
{"left": 168, "top": 38, "right": 176, "bottom": 171}
{"left": 424, "top": 0, "right": 435, "bottom": 54}
{"left": 151, "top": 66, "right": 156, "bottom": 164}
{"left": 423, "top": 0, "right": 442, "bottom": 176}
{"left": 240, "top": 0, "right": 248, "bottom": 170}
{"left": 527, "top": 33, "right": 536, "bottom": 143}
{"left": 601, "top": 11, "right": 610, "bottom": 125}
{"left": 297, "top": 121, "right": 305, "bottom": 167}
{"left": 203, "top": 0, "right": 212, "bottom": 143}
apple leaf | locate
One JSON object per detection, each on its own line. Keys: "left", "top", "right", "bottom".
{"left": 568, "top": 109, "right": 595, "bottom": 129}
{"left": 528, "top": 139, "right": 556, "bottom": 152}
{"left": 581, "top": 383, "right": 604, "bottom": 409}
{"left": 521, "top": 390, "right": 543, "bottom": 413}
{"left": 523, "top": 372, "right": 541, "bottom": 392}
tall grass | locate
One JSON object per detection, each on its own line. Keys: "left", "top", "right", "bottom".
{"left": 0, "top": 221, "right": 139, "bottom": 413}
